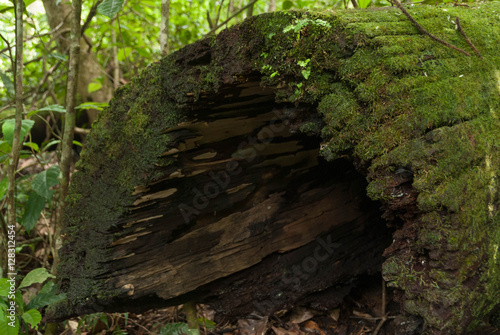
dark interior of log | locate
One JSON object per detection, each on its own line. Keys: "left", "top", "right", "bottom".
{"left": 88, "top": 75, "right": 393, "bottom": 316}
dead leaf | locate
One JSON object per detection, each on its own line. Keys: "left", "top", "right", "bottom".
{"left": 289, "top": 307, "right": 316, "bottom": 324}
{"left": 303, "top": 320, "right": 325, "bottom": 335}
{"left": 329, "top": 308, "right": 340, "bottom": 322}
{"left": 353, "top": 310, "right": 373, "bottom": 319}
{"left": 272, "top": 326, "right": 302, "bottom": 335}
{"left": 238, "top": 317, "right": 268, "bottom": 335}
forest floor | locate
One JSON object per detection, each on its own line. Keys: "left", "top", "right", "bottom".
{"left": 58, "top": 275, "right": 401, "bottom": 335}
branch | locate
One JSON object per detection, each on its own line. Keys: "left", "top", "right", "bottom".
{"left": 205, "top": 0, "right": 259, "bottom": 35}
{"left": 455, "top": 17, "right": 482, "bottom": 59}
{"left": 390, "top": 0, "right": 471, "bottom": 57}
{"left": 0, "top": 33, "right": 14, "bottom": 71}
{"left": 81, "top": 0, "right": 104, "bottom": 35}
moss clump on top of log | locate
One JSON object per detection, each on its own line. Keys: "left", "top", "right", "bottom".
{"left": 52, "top": 3, "right": 500, "bottom": 334}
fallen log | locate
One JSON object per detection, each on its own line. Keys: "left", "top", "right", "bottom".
{"left": 49, "top": 3, "right": 500, "bottom": 334}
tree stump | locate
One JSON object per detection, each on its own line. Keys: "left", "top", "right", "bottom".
{"left": 49, "top": 4, "right": 500, "bottom": 334}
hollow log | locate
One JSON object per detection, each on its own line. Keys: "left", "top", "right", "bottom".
{"left": 49, "top": 4, "right": 500, "bottom": 334}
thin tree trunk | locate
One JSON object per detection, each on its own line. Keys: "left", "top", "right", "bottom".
{"left": 7, "top": 0, "right": 23, "bottom": 234}
{"left": 42, "top": 0, "right": 112, "bottom": 124}
{"left": 111, "top": 26, "right": 120, "bottom": 90}
{"left": 54, "top": 0, "right": 82, "bottom": 274}
{"left": 160, "top": 0, "right": 170, "bottom": 57}
{"left": 268, "top": 0, "right": 276, "bottom": 11}
{"left": 246, "top": 0, "right": 254, "bottom": 17}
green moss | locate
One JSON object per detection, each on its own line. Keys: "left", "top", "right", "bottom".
{"left": 55, "top": 62, "right": 184, "bottom": 314}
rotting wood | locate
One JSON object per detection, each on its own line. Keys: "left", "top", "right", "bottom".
{"left": 48, "top": 5, "right": 500, "bottom": 335}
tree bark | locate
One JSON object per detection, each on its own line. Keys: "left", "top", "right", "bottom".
{"left": 41, "top": 0, "right": 112, "bottom": 124}
{"left": 160, "top": 0, "right": 170, "bottom": 57}
{"left": 54, "top": 0, "right": 82, "bottom": 274}
{"left": 7, "top": 0, "right": 23, "bottom": 230}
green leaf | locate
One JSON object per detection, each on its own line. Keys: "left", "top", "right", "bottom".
{"left": 28, "top": 104, "right": 67, "bottom": 117}
{"left": 41, "top": 140, "right": 61, "bottom": 152}
{"left": 75, "top": 102, "right": 109, "bottom": 111}
{"left": 2, "top": 119, "right": 35, "bottom": 146}
{"left": 88, "top": 82, "right": 102, "bottom": 94}
{"left": 31, "top": 165, "right": 60, "bottom": 200}
{"left": 19, "top": 268, "right": 55, "bottom": 289}
{"left": 26, "top": 291, "right": 65, "bottom": 311}
{"left": 0, "top": 177, "right": 8, "bottom": 199}
{"left": 73, "top": 140, "right": 83, "bottom": 147}
{"left": 358, "top": 0, "right": 372, "bottom": 7}
{"left": 49, "top": 52, "right": 67, "bottom": 62}
{"left": 117, "top": 47, "right": 132, "bottom": 62}
{"left": 23, "top": 142, "right": 39, "bottom": 152}
{"left": 97, "top": 0, "right": 125, "bottom": 18}
{"left": 297, "top": 59, "right": 310, "bottom": 67}
{"left": 0, "top": 72, "right": 14, "bottom": 97}
{"left": 21, "top": 192, "right": 46, "bottom": 233}
{"left": 160, "top": 322, "right": 190, "bottom": 335}
{"left": 197, "top": 317, "right": 216, "bottom": 329}
{"left": 0, "top": 309, "right": 19, "bottom": 335}
{"left": 302, "top": 69, "right": 311, "bottom": 79}
{"left": 0, "top": 5, "right": 14, "bottom": 14}
{"left": 282, "top": 0, "right": 293, "bottom": 10}
{"left": 0, "top": 278, "right": 13, "bottom": 296}
{"left": 21, "top": 309, "right": 41, "bottom": 329}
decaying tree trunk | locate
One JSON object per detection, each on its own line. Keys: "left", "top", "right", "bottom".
{"left": 48, "top": 4, "right": 500, "bottom": 335}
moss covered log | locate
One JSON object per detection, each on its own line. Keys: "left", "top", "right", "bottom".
{"left": 49, "top": 3, "right": 500, "bottom": 334}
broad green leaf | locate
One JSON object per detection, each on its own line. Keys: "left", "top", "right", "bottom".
{"left": 21, "top": 309, "right": 41, "bottom": 329}
{"left": 0, "top": 309, "right": 19, "bottom": 335}
{"left": 31, "top": 165, "right": 60, "bottom": 200}
{"left": 39, "top": 280, "right": 56, "bottom": 295}
{"left": 97, "top": 0, "right": 125, "bottom": 18}
{"left": 0, "top": 5, "right": 14, "bottom": 13}
{"left": 24, "top": 0, "right": 37, "bottom": 7}
{"left": 0, "top": 177, "right": 8, "bottom": 199}
{"left": 0, "top": 278, "right": 13, "bottom": 296}
{"left": 117, "top": 47, "right": 132, "bottom": 62}
{"left": 283, "top": 0, "right": 293, "bottom": 10}
{"left": 28, "top": 104, "right": 66, "bottom": 117}
{"left": 23, "top": 142, "right": 39, "bottom": 152}
{"left": 21, "top": 192, "right": 46, "bottom": 233}
{"left": 49, "top": 52, "right": 67, "bottom": 62}
{"left": 75, "top": 102, "right": 109, "bottom": 111}
{"left": 19, "top": 268, "right": 55, "bottom": 289}
{"left": 88, "top": 82, "right": 102, "bottom": 94}
{"left": 26, "top": 281, "right": 66, "bottom": 310}
{"left": 0, "top": 72, "right": 14, "bottom": 97}
{"left": 2, "top": 119, "right": 35, "bottom": 146}
{"left": 358, "top": 0, "right": 372, "bottom": 8}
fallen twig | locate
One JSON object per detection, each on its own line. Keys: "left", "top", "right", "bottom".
{"left": 390, "top": 0, "right": 471, "bottom": 57}
{"left": 455, "top": 17, "right": 482, "bottom": 59}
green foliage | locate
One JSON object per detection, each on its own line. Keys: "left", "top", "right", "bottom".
{"left": 160, "top": 322, "right": 200, "bottom": 335}
{"left": 97, "top": 0, "right": 125, "bottom": 18}
{"left": 0, "top": 269, "right": 65, "bottom": 334}
{"left": 1, "top": 119, "right": 34, "bottom": 147}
